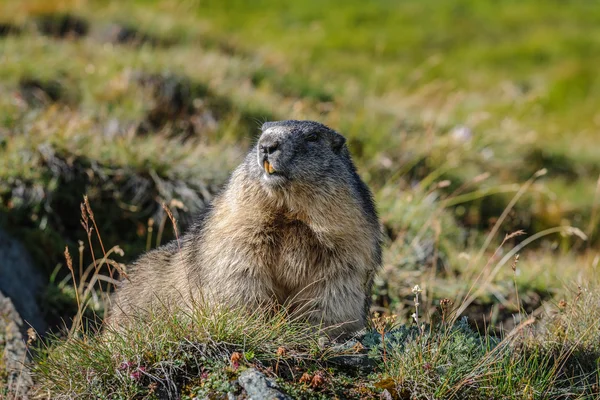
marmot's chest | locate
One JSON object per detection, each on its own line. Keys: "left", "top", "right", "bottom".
{"left": 260, "top": 219, "right": 329, "bottom": 291}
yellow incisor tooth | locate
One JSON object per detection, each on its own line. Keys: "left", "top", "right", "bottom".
{"left": 264, "top": 160, "right": 274, "bottom": 174}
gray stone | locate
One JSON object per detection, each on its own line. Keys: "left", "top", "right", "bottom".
{"left": 0, "top": 228, "right": 46, "bottom": 334}
{"left": 1, "top": 291, "right": 33, "bottom": 399}
{"left": 238, "top": 368, "right": 292, "bottom": 400}
{"left": 328, "top": 337, "right": 377, "bottom": 373}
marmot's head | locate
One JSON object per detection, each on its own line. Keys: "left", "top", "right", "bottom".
{"left": 253, "top": 120, "right": 348, "bottom": 191}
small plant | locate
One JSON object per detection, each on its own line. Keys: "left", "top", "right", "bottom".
{"left": 371, "top": 312, "right": 398, "bottom": 365}
{"left": 411, "top": 284, "right": 423, "bottom": 334}
{"left": 439, "top": 298, "right": 454, "bottom": 326}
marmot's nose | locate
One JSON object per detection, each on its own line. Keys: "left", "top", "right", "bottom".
{"left": 259, "top": 139, "right": 280, "bottom": 155}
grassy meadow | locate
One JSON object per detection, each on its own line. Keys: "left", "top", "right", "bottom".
{"left": 0, "top": 0, "right": 599, "bottom": 398}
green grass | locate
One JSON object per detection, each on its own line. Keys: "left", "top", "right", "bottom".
{"left": 34, "top": 304, "right": 321, "bottom": 398}
{"left": 191, "top": 0, "right": 600, "bottom": 230}
{"left": 31, "top": 289, "right": 600, "bottom": 399}
{"left": 0, "top": 0, "right": 599, "bottom": 398}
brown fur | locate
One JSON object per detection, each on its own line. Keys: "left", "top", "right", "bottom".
{"left": 108, "top": 120, "right": 382, "bottom": 336}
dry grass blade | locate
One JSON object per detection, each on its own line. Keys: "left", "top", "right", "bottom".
{"left": 161, "top": 201, "right": 181, "bottom": 252}
{"left": 84, "top": 195, "right": 113, "bottom": 288}
{"left": 455, "top": 226, "right": 587, "bottom": 319}
{"left": 64, "top": 246, "right": 82, "bottom": 334}
{"left": 453, "top": 169, "right": 547, "bottom": 321}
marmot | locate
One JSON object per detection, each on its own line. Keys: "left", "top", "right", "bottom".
{"left": 109, "top": 120, "right": 382, "bottom": 335}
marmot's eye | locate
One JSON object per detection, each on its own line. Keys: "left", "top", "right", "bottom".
{"left": 306, "top": 132, "right": 319, "bottom": 142}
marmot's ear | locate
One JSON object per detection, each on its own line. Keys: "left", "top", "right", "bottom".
{"left": 331, "top": 133, "right": 346, "bottom": 153}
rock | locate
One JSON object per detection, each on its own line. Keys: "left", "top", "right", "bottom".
{"left": 327, "top": 337, "right": 377, "bottom": 373}
{"left": 238, "top": 368, "right": 292, "bottom": 400}
{"left": 329, "top": 352, "right": 376, "bottom": 372}
{"left": 0, "top": 228, "right": 46, "bottom": 334}
{"left": 0, "top": 292, "right": 33, "bottom": 399}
